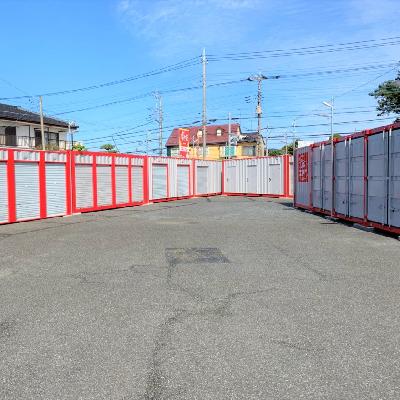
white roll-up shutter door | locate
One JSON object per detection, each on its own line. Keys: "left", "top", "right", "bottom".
{"left": 196, "top": 166, "right": 208, "bottom": 194}
{"left": 152, "top": 164, "right": 167, "bottom": 199}
{"left": 132, "top": 166, "right": 143, "bottom": 202}
{"left": 177, "top": 165, "right": 190, "bottom": 197}
{"left": 96, "top": 165, "right": 112, "bottom": 206}
{"left": 75, "top": 165, "right": 93, "bottom": 209}
{"left": 115, "top": 166, "right": 129, "bottom": 204}
{"left": 0, "top": 163, "right": 8, "bottom": 222}
{"left": 15, "top": 162, "right": 40, "bottom": 220}
{"left": 45, "top": 164, "right": 66, "bottom": 216}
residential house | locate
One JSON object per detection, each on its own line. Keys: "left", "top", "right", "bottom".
{"left": 236, "top": 132, "right": 265, "bottom": 157}
{"left": 166, "top": 124, "right": 264, "bottom": 159}
{"left": 0, "top": 103, "right": 77, "bottom": 150}
{"left": 166, "top": 124, "right": 241, "bottom": 160}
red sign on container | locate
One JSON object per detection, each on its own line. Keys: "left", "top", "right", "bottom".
{"left": 179, "top": 128, "right": 190, "bottom": 157}
{"left": 298, "top": 152, "right": 309, "bottom": 182}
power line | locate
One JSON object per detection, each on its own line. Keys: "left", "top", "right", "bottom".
{"left": 208, "top": 36, "right": 400, "bottom": 61}
{"left": 0, "top": 58, "right": 200, "bottom": 100}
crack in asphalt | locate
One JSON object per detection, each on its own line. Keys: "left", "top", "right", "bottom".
{"left": 143, "top": 248, "right": 276, "bottom": 399}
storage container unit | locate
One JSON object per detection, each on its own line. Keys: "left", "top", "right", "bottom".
{"left": 0, "top": 150, "right": 8, "bottom": 223}
{"left": 14, "top": 151, "right": 41, "bottom": 221}
{"left": 311, "top": 145, "right": 322, "bottom": 209}
{"left": 389, "top": 128, "right": 400, "bottom": 228}
{"left": 45, "top": 152, "right": 68, "bottom": 217}
{"left": 349, "top": 137, "right": 365, "bottom": 220}
{"left": 115, "top": 156, "right": 130, "bottom": 205}
{"left": 73, "top": 153, "right": 94, "bottom": 211}
{"left": 288, "top": 156, "right": 294, "bottom": 197}
{"left": 195, "top": 159, "right": 222, "bottom": 196}
{"left": 96, "top": 155, "right": 113, "bottom": 207}
{"left": 148, "top": 156, "right": 193, "bottom": 201}
{"left": 177, "top": 164, "right": 190, "bottom": 197}
{"left": 294, "top": 122, "right": 400, "bottom": 235}
{"left": 334, "top": 139, "right": 349, "bottom": 216}
{"left": 223, "top": 157, "right": 287, "bottom": 196}
{"left": 149, "top": 157, "right": 168, "bottom": 201}
{"left": 131, "top": 156, "right": 145, "bottom": 204}
{"left": 294, "top": 146, "right": 312, "bottom": 208}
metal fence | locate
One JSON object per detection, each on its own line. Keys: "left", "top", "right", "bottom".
{"left": 294, "top": 122, "right": 400, "bottom": 235}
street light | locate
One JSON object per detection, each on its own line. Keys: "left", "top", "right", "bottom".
{"left": 322, "top": 98, "right": 334, "bottom": 217}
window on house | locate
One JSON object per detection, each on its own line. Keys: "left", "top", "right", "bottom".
{"left": 242, "top": 146, "right": 256, "bottom": 156}
{"left": 197, "top": 130, "right": 203, "bottom": 137}
{"left": 4, "top": 126, "right": 17, "bottom": 146}
{"left": 34, "top": 129, "right": 59, "bottom": 148}
{"left": 216, "top": 128, "right": 222, "bottom": 136}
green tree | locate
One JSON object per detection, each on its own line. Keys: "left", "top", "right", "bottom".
{"left": 268, "top": 149, "right": 283, "bottom": 156}
{"left": 72, "top": 143, "right": 87, "bottom": 151}
{"left": 100, "top": 143, "right": 118, "bottom": 153}
{"left": 369, "top": 71, "right": 400, "bottom": 121}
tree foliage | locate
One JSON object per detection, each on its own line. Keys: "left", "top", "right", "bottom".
{"left": 72, "top": 143, "right": 87, "bottom": 151}
{"left": 100, "top": 143, "right": 118, "bottom": 153}
{"left": 369, "top": 71, "right": 400, "bottom": 121}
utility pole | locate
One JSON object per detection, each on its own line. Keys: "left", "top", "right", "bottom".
{"left": 284, "top": 130, "right": 288, "bottom": 156}
{"left": 202, "top": 48, "right": 207, "bottom": 159}
{"left": 39, "top": 96, "right": 45, "bottom": 150}
{"left": 228, "top": 112, "right": 231, "bottom": 159}
{"left": 154, "top": 92, "right": 163, "bottom": 156}
{"left": 322, "top": 97, "right": 335, "bottom": 217}
{"left": 247, "top": 74, "right": 279, "bottom": 156}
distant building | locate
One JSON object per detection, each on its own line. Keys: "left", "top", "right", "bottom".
{"left": 297, "top": 140, "right": 314, "bottom": 148}
{"left": 237, "top": 132, "right": 265, "bottom": 157}
{"left": 0, "top": 103, "right": 77, "bottom": 150}
{"left": 166, "top": 124, "right": 264, "bottom": 160}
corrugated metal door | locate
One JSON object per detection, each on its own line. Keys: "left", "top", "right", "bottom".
{"left": 15, "top": 162, "right": 40, "bottom": 220}
{"left": 368, "top": 133, "right": 388, "bottom": 224}
{"left": 226, "top": 165, "right": 236, "bottom": 193}
{"left": 97, "top": 165, "right": 112, "bottom": 206}
{"left": 132, "top": 166, "right": 143, "bottom": 202}
{"left": 312, "top": 147, "right": 322, "bottom": 208}
{"left": 269, "top": 163, "right": 282, "bottom": 194}
{"left": 335, "top": 141, "right": 349, "bottom": 216}
{"left": 247, "top": 165, "right": 257, "bottom": 193}
{"left": 152, "top": 164, "right": 167, "bottom": 199}
{"left": 322, "top": 144, "right": 333, "bottom": 211}
{"left": 75, "top": 165, "right": 93, "bottom": 209}
{"left": 0, "top": 163, "right": 8, "bottom": 222}
{"left": 196, "top": 166, "right": 208, "bottom": 194}
{"left": 349, "top": 138, "right": 364, "bottom": 219}
{"left": 177, "top": 165, "right": 190, "bottom": 197}
{"left": 116, "top": 166, "right": 129, "bottom": 204}
{"left": 389, "top": 129, "right": 400, "bottom": 227}
{"left": 45, "top": 164, "right": 66, "bottom": 216}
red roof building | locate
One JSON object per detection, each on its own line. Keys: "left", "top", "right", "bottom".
{"left": 166, "top": 124, "right": 241, "bottom": 148}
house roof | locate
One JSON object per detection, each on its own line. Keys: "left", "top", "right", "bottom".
{"left": 238, "top": 132, "right": 263, "bottom": 143}
{"left": 166, "top": 124, "right": 241, "bottom": 147}
{"left": 0, "top": 103, "right": 76, "bottom": 129}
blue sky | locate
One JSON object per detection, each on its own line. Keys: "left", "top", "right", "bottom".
{"left": 1, "top": 0, "right": 399, "bottom": 153}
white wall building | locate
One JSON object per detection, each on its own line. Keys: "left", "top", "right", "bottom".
{"left": 0, "top": 103, "right": 77, "bottom": 150}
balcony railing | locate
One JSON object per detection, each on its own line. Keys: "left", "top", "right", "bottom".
{"left": 0, "top": 135, "right": 68, "bottom": 150}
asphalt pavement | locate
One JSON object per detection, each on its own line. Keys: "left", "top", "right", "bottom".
{"left": 0, "top": 196, "right": 399, "bottom": 399}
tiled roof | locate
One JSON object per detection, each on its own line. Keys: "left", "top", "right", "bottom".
{"left": 166, "top": 124, "right": 241, "bottom": 147}
{"left": 0, "top": 103, "right": 74, "bottom": 129}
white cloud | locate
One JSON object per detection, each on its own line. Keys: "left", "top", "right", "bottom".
{"left": 116, "top": 0, "right": 264, "bottom": 58}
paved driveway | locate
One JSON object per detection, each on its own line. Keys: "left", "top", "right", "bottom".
{"left": 0, "top": 197, "right": 399, "bottom": 399}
